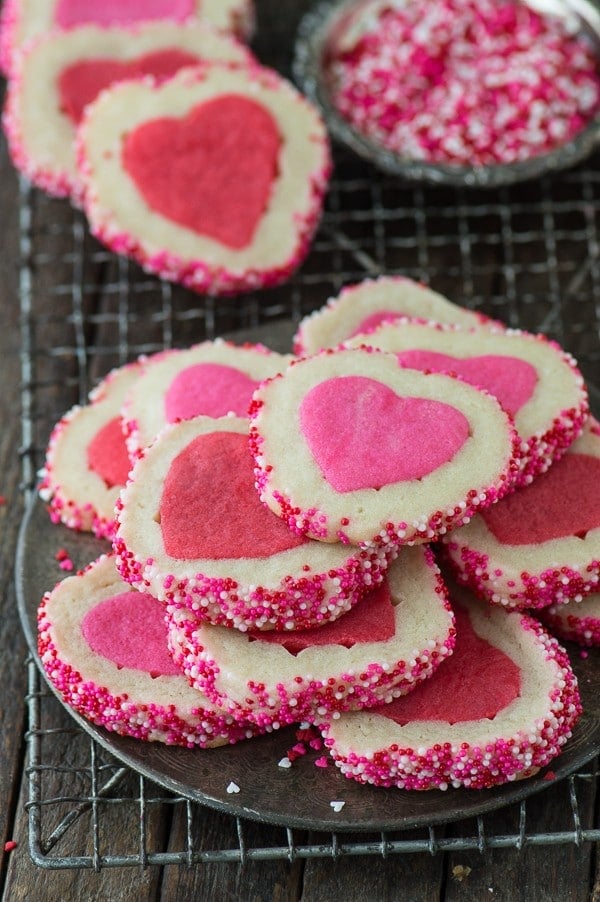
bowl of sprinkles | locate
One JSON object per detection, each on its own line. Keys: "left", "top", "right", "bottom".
{"left": 294, "top": 0, "right": 600, "bottom": 187}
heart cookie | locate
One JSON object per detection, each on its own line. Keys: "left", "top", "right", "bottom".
{"left": 3, "top": 22, "right": 253, "bottom": 200}
{"left": 249, "top": 346, "right": 520, "bottom": 547}
{"left": 0, "top": 0, "right": 255, "bottom": 77}
{"left": 165, "top": 546, "right": 456, "bottom": 729}
{"left": 38, "top": 554, "right": 263, "bottom": 747}
{"left": 317, "top": 580, "right": 581, "bottom": 790}
{"left": 345, "top": 318, "right": 588, "bottom": 485}
{"left": 123, "top": 338, "right": 291, "bottom": 457}
{"left": 77, "top": 62, "right": 331, "bottom": 295}
{"left": 114, "top": 417, "right": 393, "bottom": 632}
{"left": 39, "top": 359, "right": 141, "bottom": 540}
{"left": 441, "top": 417, "right": 600, "bottom": 610}
{"left": 293, "top": 275, "right": 499, "bottom": 356}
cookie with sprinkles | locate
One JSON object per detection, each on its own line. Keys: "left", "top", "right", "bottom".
{"left": 115, "top": 416, "right": 390, "bottom": 632}
{"left": 123, "top": 339, "right": 291, "bottom": 458}
{"left": 37, "top": 554, "right": 264, "bottom": 748}
{"left": 3, "top": 21, "right": 254, "bottom": 201}
{"left": 77, "top": 62, "right": 331, "bottom": 296}
{"left": 249, "top": 346, "right": 520, "bottom": 548}
{"left": 540, "top": 590, "right": 600, "bottom": 647}
{"left": 165, "top": 546, "right": 456, "bottom": 730}
{"left": 317, "top": 581, "right": 581, "bottom": 790}
{"left": 0, "top": 0, "right": 255, "bottom": 77}
{"left": 293, "top": 275, "right": 498, "bottom": 356}
{"left": 441, "top": 417, "right": 600, "bottom": 611}
{"left": 39, "top": 361, "right": 140, "bottom": 541}
{"left": 345, "top": 318, "right": 588, "bottom": 485}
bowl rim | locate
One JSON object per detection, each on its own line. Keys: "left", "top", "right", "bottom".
{"left": 293, "top": 0, "right": 600, "bottom": 188}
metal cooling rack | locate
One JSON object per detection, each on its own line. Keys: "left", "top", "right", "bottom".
{"left": 17, "top": 142, "right": 600, "bottom": 868}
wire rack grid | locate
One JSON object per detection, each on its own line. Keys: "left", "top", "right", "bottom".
{"left": 16, "top": 138, "right": 600, "bottom": 869}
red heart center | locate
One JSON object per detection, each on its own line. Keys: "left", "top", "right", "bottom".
{"left": 123, "top": 95, "right": 282, "bottom": 250}
{"left": 164, "top": 363, "right": 259, "bottom": 422}
{"left": 58, "top": 49, "right": 202, "bottom": 124}
{"left": 379, "top": 606, "right": 521, "bottom": 725}
{"left": 300, "top": 375, "right": 470, "bottom": 492}
{"left": 249, "top": 579, "right": 395, "bottom": 654}
{"left": 87, "top": 416, "right": 131, "bottom": 488}
{"left": 81, "top": 591, "right": 181, "bottom": 677}
{"left": 482, "top": 452, "right": 600, "bottom": 544}
{"left": 55, "top": 0, "right": 194, "bottom": 29}
{"left": 396, "top": 350, "right": 538, "bottom": 417}
{"left": 160, "top": 431, "right": 306, "bottom": 560}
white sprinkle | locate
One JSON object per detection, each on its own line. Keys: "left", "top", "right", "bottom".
{"left": 226, "top": 781, "right": 240, "bottom": 794}
{"left": 330, "top": 800, "right": 346, "bottom": 812}
{"left": 278, "top": 757, "right": 292, "bottom": 769}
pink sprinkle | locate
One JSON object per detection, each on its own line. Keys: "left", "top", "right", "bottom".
{"left": 580, "top": 649, "right": 589, "bottom": 659}
{"left": 309, "top": 738, "right": 323, "bottom": 751}
{"left": 328, "top": 0, "right": 600, "bottom": 166}
{"left": 315, "top": 756, "right": 329, "bottom": 768}
{"left": 0, "top": 495, "right": 6, "bottom": 506}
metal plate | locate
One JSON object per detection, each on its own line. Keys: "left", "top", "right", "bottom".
{"left": 15, "top": 321, "right": 600, "bottom": 833}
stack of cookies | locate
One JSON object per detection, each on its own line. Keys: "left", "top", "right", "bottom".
{"left": 37, "top": 276, "right": 593, "bottom": 791}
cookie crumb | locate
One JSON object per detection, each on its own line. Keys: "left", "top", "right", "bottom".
{"left": 452, "top": 865, "right": 472, "bottom": 882}
{"left": 330, "top": 800, "right": 345, "bottom": 812}
{"left": 226, "top": 781, "right": 240, "bottom": 794}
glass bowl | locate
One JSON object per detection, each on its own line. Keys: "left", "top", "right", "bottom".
{"left": 293, "top": 0, "right": 600, "bottom": 188}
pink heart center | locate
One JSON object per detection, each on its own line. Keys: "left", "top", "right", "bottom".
{"left": 164, "top": 363, "right": 259, "bottom": 422}
{"left": 81, "top": 591, "right": 181, "bottom": 677}
{"left": 86, "top": 416, "right": 131, "bottom": 488}
{"left": 300, "top": 376, "right": 470, "bottom": 493}
{"left": 55, "top": 0, "right": 194, "bottom": 29}
{"left": 123, "top": 95, "right": 281, "bottom": 250}
{"left": 482, "top": 452, "right": 600, "bottom": 544}
{"left": 160, "top": 431, "right": 306, "bottom": 560}
{"left": 58, "top": 49, "right": 202, "bottom": 125}
{"left": 396, "top": 350, "right": 537, "bottom": 417}
{"left": 249, "top": 579, "right": 395, "bottom": 654}
{"left": 379, "top": 606, "right": 521, "bottom": 725}
{"left": 350, "top": 310, "right": 405, "bottom": 337}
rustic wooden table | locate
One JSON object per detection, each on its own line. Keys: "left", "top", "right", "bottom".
{"left": 1, "top": 1, "right": 600, "bottom": 899}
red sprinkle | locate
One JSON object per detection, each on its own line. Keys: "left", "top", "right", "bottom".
{"left": 4, "top": 840, "right": 17, "bottom": 852}
{"left": 328, "top": 0, "right": 600, "bottom": 166}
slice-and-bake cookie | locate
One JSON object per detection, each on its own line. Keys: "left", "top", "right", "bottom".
{"left": 39, "top": 361, "right": 140, "bottom": 540}
{"left": 441, "top": 417, "right": 600, "bottom": 610}
{"left": 250, "top": 347, "right": 520, "bottom": 548}
{"left": 0, "top": 0, "right": 255, "bottom": 76}
{"left": 317, "top": 582, "right": 581, "bottom": 790}
{"left": 540, "top": 590, "right": 600, "bottom": 647}
{"left": 38, "top": 554, "right": 263, "bottom": 747}
{"left": 165, "top": 547, "right": 456, "bottom": 729}
{"left": 345, "top": 319, "right": 588, "bottom": 484}
{"left": 123, "top": 339, "right": 291, "bottom": 457}
{"left": 115, "top": 416, "right": 390, "bottom": 631}
{"left": 77, "top": 63, "right": 331, "bottom": 295}
{"left": 293, "top": 276, "right": 498, "bottom": 356}
{"left": 3, "top": 22, "right": 253, "bottom": 200}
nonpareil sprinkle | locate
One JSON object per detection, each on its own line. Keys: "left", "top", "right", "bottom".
{"left": 327, "top": 0, "right": 600, "bottom": 166}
